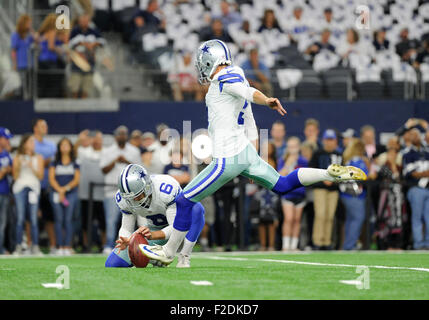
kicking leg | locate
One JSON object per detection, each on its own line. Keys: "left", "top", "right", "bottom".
{"left": 141, "top": 156, "right": 243, "bottom": 264}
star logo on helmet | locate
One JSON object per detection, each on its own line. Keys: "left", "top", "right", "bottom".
{"left": 201, "top": 44, "right": 209, "bottom": 53}
{"left": 140, "top": 171, "right": 146, "bottom": 178}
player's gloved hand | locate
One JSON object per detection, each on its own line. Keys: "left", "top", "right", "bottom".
{"left": 135, "top": 226, "right": 152, "bottom": 239}
{"left": 115, "top": 236, "right": 129, "bottom": 253}
{"left": 150, "top": 259, "right": 167, "bottom": 268}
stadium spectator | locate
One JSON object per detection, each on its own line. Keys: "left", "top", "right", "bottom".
{"left": 77, "top": 130, "right": 106, "bottom": 252}
{"left": 360, "top": 125, "right": 386, "bottom": 162}
{"left": 163, "top": 149, "right": 190, "bottom": 189}
{"left": 309, "top": 129, "right": 342, "bottom": 250}
{"left": 337, "top": 28, "right": 367, "bottom": 63}
{"left": 375, "top": 136, "right": 406, "bottom": 250}
{"left": 258, "top": 9, "right": 282, "bottom": 33}
{"left": 214, "top": 0, "right": 242, "bottom": 29}
{"left": 373, "top": 28, "right": 390, "bottom": 51}
{"left": 200, "top": 18, "right": 233, "bottom": 43}
{"left": 300, "top": 141, "right": 314, "bottom": 162}
{"left": 340, "top": 139, "right": 369, "bottom": 250}
{"left": 305, "top": 29, "right": 336, "bottom": 64}
{"left": 147, "top": 123, "right": 174, "bottom": 174}
{"left": 49, "top": 138, "right": 80, "bottom": 256}
{"left": 37, "top": 14, "right": 66, "bottom": 98}
{"left": 395, "top": 27, "right": 419, "bottom": 64}
{"left": 255, "top": 142, "right": 279, "bottom": 251}
{"left": 12, "top": 134, "right": 44, "bottom": 255}
{"left": 241, "top": 47, "right": 273, "bottom": 96}
{"left": 100, "top": 125, "right": 141, "bottom": 254}
{"left": 278, "top": 137, "right": 308, "bottom": 251}
{"left": 10, "top": 14, "right": 35, "bottom": 99}
{"left": 303, "top": 118, "right": 321, "bottom": 151}
{"left": 414, "top": 38, "right": 429, "bottom": 69}
{"left": 0, "top": 128, "right": 13, "bottom": 254}
{"left": 342, "top": 128, "right": 356, "bottom": 150}
{"left": 402, "top": 128, "right": 429, "bottom": 250}
{"left": 270, "top": 121, "right": 287, "bottom": 161}
{"left": 68, "top": 13, "right": 105, "bottom": 98}
{"left": 32, "top": 118, "right": 57, "bottom": 254}
{"left": 168, "top": 50, "right": 204, "bottom": 102}
{"left": 285, "top": 5, "right": 312, "bottom": 45}
{"left": 129, "top": 129, "right": 143, "bottom": 150}
{"left": 141, "top": 131, "right": 156, "bottom": 168}
{"left": 132, "top": 0, "right": 165, "bottom": 34}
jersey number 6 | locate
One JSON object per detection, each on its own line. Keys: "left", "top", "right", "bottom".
{"left": 159, "top": 183, "right": 173, "bottom": 195}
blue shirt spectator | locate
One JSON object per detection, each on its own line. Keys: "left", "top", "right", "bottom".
{"left": 241, "top": 55, "right": 270, "bottom": 82}
{"left": 11, "top": 32, "right": 34, "bottom": 70}
{"left": 35, "top": 138, "right": 56, "bottom": 189}
{"left": 0, "top": 128, "right": 13, "bottom": 195}
{"left": 49, "top": 160, "right": 80, "bottom": 191}
{"left": 10, "top": 14, "right": 34, "bottom": 70}
{"left": 0, "top": 151, "right": 12, "bottom": 195}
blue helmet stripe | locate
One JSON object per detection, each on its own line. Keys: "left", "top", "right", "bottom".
{"left": 119, "top": 169, "right": 126, "bottom": 193}
{"left": 215, "top": 40, "right": 229, "bottom": 60}
{"left": 124, "top": 164, "right": 132, "bottom": 193}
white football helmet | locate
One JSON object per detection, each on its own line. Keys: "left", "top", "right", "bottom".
{"left": 195, "top": 39, "right": 233, "bottom": 84}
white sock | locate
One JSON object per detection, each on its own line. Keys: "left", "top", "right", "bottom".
{"left": 180, "top": 238, "right": 196, "bottom": 257}
{"left": 282, "top": 236, "right": 291, "bottom": 250}
{"left": 163, "top": 229, "right": 188, "bottom": 258}
{"left": 297, "top": 168, "right": 334, "bottom": 186}
{"left": 291, "top": 237, "right": 299, "bottom": 250}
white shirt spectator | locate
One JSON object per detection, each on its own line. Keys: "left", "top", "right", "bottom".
{"left": 99, "top": 143, "right": 141, "bottom": 198}
{"left": 78, "top": 146, "right": 104, "bottom": 202}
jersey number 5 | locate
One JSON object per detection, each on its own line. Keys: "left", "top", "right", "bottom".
{"left": 160, "top": 183, "right": 173, "bottom": 195}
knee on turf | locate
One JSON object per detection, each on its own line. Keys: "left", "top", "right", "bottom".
{"left": 105, "top": 248, "right": 133, "bottom": 268}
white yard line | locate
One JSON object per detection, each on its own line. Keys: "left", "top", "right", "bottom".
{"left": 194, "top": 255, "right": 429, "bottom": 273}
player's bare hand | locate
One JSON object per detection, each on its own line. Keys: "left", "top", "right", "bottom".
{"left": 115, "top": 236, "right": 129, "bottom": 253}
{"left": 266, "top": 98, "right": 287, "bottom": 116}
{"left": 135, "top": 226, "right": 152, "bottom": 239}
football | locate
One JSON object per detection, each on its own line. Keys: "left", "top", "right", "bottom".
{"left": 128, "top": 232, "right": 150, "bottom": 268}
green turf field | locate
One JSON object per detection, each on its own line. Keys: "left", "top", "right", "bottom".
{"left": 1, "top": 251, "right": 428, "bottom": 300}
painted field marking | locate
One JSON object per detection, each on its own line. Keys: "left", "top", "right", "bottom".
{"left": 340, "top": 280, "right": 363, "bottom": 286}
{"left": 198, "top": 256, "right": 429, "bottom": 273}
{"left": 41, "top": 283, "right": 64, "bottom": 289}
{"left": 190, "top": 280, "right": 213, "bottom": 286}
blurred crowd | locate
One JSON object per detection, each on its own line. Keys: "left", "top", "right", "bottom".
{"left": 9, "top": 10, "right": 105, "bottom": 99}
{"left": 7, "top": 0, "right": 429, "bottom": 100}
{"left": 0, "top": 116, "right": 428, "bottom": 256}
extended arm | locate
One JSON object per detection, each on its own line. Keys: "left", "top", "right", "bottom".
{"left": 223, "top": 82, "right": 287, "bottom": 116}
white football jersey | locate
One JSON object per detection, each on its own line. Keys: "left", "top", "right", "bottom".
{"left": 116, "top": 174, "right": 181, "bottom": 238}
{"left": 206, "top": 65, "right": 258, "bottom": 158}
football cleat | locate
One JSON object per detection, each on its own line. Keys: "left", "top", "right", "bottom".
{"left": 176, "top": 253, "right": 191, "bottom": 268}
{"left": 327, "top": 164, "right": 367, "bottom": 181}
{"left": 139, "top": 244, "right": 175, "bottom": 265}
{"left": 150, "top": 259, "right": 167, "bottom": 268}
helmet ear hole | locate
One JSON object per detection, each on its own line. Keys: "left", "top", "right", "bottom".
{"left": 206, "top": 62, "right": 210, "bottom": 66}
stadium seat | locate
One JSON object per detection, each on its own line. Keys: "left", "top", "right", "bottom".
{"left": 356, "top": 82, "right": 384, "bottom": 100}
{"left": 321, "top": 68, "right": 353, "bottom": 100}
{"left": 295, "top": 71, "right": 323, "bottom": 99}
